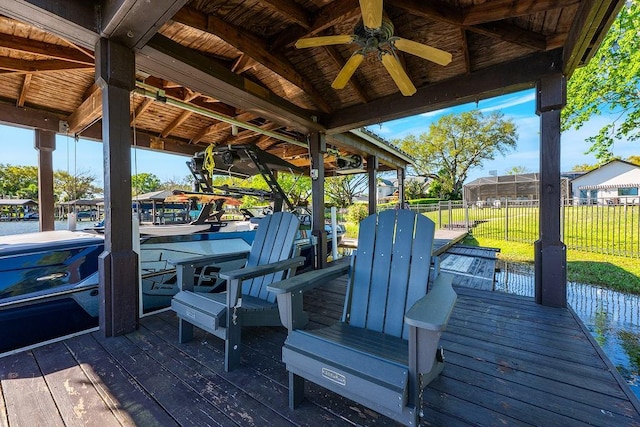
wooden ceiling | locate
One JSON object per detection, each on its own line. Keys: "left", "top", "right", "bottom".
{"left": 0, "top": 0, "right": 625, "bottom": 174}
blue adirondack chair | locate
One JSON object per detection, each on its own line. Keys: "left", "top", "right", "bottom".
{"left": 270, "top": 209, "right": 456, "bottom": 426}
{"left": 170, "top": 212, "right": 306, "bottom": 371}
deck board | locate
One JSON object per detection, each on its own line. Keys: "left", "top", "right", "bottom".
{"left": 2, "top": 258, "right": 640, "bottom": 425}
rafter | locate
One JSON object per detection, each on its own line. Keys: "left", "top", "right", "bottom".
{"left": 389, "top": 0, "right": 553, "bottom": 51}
{"left": 67, "top": 84, "right": 102, "bottom": 134}
{"left": 468, "top": 22, "right": 547, "bottom": 51}
{"left": 227, "top": 122, "right": 278, "bottom": 145}
{"left": 231, "top": 54, "right": 258, "bottom": 74}
{"left": 190, "top": 112, "right": 256, "bottom": 144}
{"left": 269, "top": 0, "right": 361, "bottom": 51}
{"left": 131, "top": 97, "right": 154, "bottom": 126}
{"left": 161, "top": 110, "right": 193, "bottom": 138}
{"left": 462, "top": 0, "right": 580, "bottom": 26}
{"left": 143, "top": 76, "right": 236, "bottom": 116}
{"left": 0, "top": 32, "right": 94, "bottom": 65}
{"left": 0, "top": 57, "right": 93, "bottom": 74}
{"left": 256, "top": 0, "right": 310, "bottom": 29}
{"left": 17, "top": 73, "right": 33, "bottom": 107}
{"left": 172, "top": 7, "right": 332, "bottom": 113}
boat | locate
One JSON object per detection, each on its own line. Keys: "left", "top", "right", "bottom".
{"left": 0, "top": 145, "right": 343, "bottom": 354}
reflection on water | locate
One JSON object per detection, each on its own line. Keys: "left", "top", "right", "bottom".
{"left": 496, "top": 261, "right": 640, "bottom": 398}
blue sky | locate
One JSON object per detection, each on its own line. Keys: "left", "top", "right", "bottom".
{"left": 0, "top": 88, "right": 636, "bottom": 186}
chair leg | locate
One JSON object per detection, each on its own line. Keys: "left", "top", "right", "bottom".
{"left": 289, "top": 372, "right": 304, "bottom": 409}
{"left": 178, "top": 318, "right": 194, "bottom": 343}
{"left": 225, "top": 320, "right": 241, "bottom": 372}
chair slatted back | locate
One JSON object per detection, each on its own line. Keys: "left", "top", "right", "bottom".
{"left": 345, "top": 210, "right": 434, "bottom": 339}
{"left": 242, "top": 212, "right": 300, "bottom": 303}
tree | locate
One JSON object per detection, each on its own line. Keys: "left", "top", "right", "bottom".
{"left": 571, "top": 163, "right": 598, "bottom": 172}
{"left": 396, "top": 111, "right": 518, "bottom": 199}
{"left": 160, "top": 175, "right": 193, "bottom": 191}
{"left": 324, "top": 174, "right": 367, "bottom": 207}
{"left": 276, "top": 173, "right": 312, "bottom": 207}
{"left": 132, "top": 173, "right": 161, "bottom": 195}
{"left": 627, "top": 155, "right": 640, "bottom": 166}
{"left": 0, "top": 164, "right": 38, "bottom": 199}
{"left": 404, "top": 178, "right": 428, "bottom": 200}
{"left": 54, "top": 170, "right": 102, "bottom": 201}
{"left": 505, "top": 166, "right": 530, "bottom": 175}
{"left": 562, "top": 1, "right": 640, "bottom": 161}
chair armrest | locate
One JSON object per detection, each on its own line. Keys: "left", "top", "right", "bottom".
{"left": 267, "top": 262, "right": 350, "bottom": 295}
{"left": 219, "top": 256, "right": 306, "bottom": 282}
{"left": 405, "top": 273, "right": 456, "bottom": 331}
{"left": 168, "top": 250, "right": 249, "bottom": 268}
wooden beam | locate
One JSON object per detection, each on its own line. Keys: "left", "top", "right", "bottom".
{"left": 324, "top": 49, "right": 563, "bottom": 133}
{"left": 0, "top": 101, "right": 63, "bottom": 131}
{"left": 137, "top": 35, "right": 323, "bottom": 133}
{"left": 327, "top": 131, "right": 411, "bottom": 170}
{"left": 95, "top": 37, "right": 138, "bottom": 337}
{"left": 462, "top": 0, "right": 580, "bottom": 26}
{"left": 161, "top": 110, "right": 192, "bottom": 138}
{"left": 0, "top": 32, "right": 94, "bottom": 65}
{"left": 0, "top": 57, "right": 93, "bottom": 74}
{"left": 143, "top": 76, "right": 236, "bottom": 116}
{"left": 460, "top": 28, "right": 471, "bottom": 74}
{"left": 100, "top": 0, "right": 188, "bottom": 49}
{"left": 172, "top": 7, "right": 332, "bottom": 113}
{"left": 534, "top": 73, "right": 567, "bottom": 308}
{"left": 130, "top": 97, "right": 154, "bottom": 126}
{"left": 256, "top": 0, "right": 310, "bottom": 29}
{"left": 310, "top": 132, "right": 327, "bottom": 269}
{"left": 35, "top": 129, "right": 56, "bottom": 231}
{"left": 1, "top": 0, "right": 98, "bottom": 49}
{"left": 190, "top": 112, "right": 255, "bottom": 144}
{"left": 67, "top": 84, "right": 102, "bottom": 134}
{"left": 467, "top": 22, "right": 547, "bottom": 51}
{"left": 231, "top": 54, "right": 258, "bottom": 74}
{"left": 269, "top": 0, "right": 360, "bottom": 50}
{"left": 17, "top": 73, "right": 32, "bottom": 107}
{"left": 390, "top": 0, "right": 550, "bottom": 51}
{"left": 563, "top": 0, "right": 624, "bottom": 76}
{"left": 226, "top": 122, "right": 278, "bottom": 144}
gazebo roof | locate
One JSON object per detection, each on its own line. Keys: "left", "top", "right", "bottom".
{"left": 0, "top": 0, "right": 625, "bottom": 173}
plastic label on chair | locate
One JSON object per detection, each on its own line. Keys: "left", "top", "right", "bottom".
{"left": 186, "top": 308, "right": 197, "bottom": 319}
{"left": 322, "top": 367, "right": 346, "bottom": 386}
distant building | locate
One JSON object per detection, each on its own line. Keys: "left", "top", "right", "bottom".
{"left": 570, "top": 160, "right": 640, "bottom": 204}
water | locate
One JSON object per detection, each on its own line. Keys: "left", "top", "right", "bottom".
{"left": 496, "top": 261, "right": 640, "bottom": 398}
{"left": 0, "top": 220, "right": 97, "bottom": 236}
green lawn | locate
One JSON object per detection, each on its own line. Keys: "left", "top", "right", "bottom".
{"left": 464, "top": 235, "right": 640, "bottom": 295}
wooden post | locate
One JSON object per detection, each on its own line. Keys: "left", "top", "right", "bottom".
{"left": 309, "top": 132, "right": 327, "bottom": 269}
{"left": 397, "top": 168, "right": 406, "bottom": 209}
{"left": 95, "top": 38, "right": 139, "bottom": 336}
{"left": 34, "top": 129, "right": 56, "bottom": 231}
{"left": 535, "top": 74, "right": 567, "bottom": 308}
{"left": 367, "top": 155, "right": 378, "bottom": 215}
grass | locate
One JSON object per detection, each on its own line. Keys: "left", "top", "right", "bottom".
{"left": 464, "top": 235, "right": 640, "bottom": 295}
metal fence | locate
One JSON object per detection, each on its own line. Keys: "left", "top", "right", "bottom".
{"left": 408, "top": 199, "right": 640, "bottom": 258}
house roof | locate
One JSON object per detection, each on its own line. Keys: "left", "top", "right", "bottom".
{"left": 0, "top": 0, "right": 625, "bottom": 177}
{"left": 0, "top": 199, "right": 37, "bottom": 206}
{"left": 571, "top": 159, "right": 640, "bottom": 183}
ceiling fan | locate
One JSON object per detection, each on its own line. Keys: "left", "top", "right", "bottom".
{"left": 295, "top": 0, "right": 452, "bottom": 96}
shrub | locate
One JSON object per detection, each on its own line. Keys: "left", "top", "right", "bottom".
{"left": 346, "top": 203, "right": 369, "bottom": 223}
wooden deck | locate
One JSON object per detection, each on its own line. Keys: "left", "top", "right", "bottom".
{"left": 2, "top": 271, "right": 640, "bottom": 426}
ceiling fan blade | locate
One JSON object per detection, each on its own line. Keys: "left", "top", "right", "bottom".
{"left": 394, "top": 38, "right": 452, "bottom": 66}
{"left": 332, "top": 52, "right": 365, "bottom": 89}
{"left": 381, "top": 53, "right": 417, "bottom": 96}
{"left": 295, "top": 35, "right": 354, "bottom": 48}
{"left": 359, "top": 0, "right": 383, "bottom": 29}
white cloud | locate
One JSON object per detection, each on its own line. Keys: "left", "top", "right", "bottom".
{"left": 478, "top": 91, "right": 536, "bottom": 114}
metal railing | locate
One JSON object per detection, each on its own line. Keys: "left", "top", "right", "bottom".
{"left": 409, "top": 198, "right": 640, "bottom": 258}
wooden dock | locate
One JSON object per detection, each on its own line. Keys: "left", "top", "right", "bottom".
{"left": 2, "top": 271, "right": 640, "bottom": 426}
